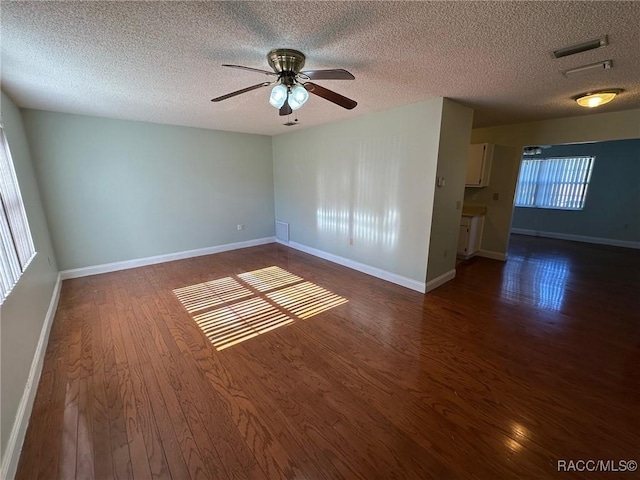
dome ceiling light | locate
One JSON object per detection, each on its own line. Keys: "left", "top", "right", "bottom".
{"left": 574, "top": 89, "right": 622, "bottom": 108}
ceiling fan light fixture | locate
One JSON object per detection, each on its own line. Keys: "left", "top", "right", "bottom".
{"left": 269, "top": 85, "right": 287, "bottom": 108}
{"left": 574, "top": 89, "right": 622, "bottom": 108}
{"left": 213, "top": 48, "right": 357, "bottom": 116}
{"left": 288, "top": 85, "right": 309, "bottom": 110}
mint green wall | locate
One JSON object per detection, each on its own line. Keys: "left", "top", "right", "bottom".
{"left": 426, "top": 99, "right": 473, "bottom": 282}
{"left": 22, "top": 110, "right": 275, "bottom": 270}
{"left": 273, "top": 99, "right": 444, "bottom": 285}
{"left": 0, "top": 92, "right": 58, "bottom": 463}
{"left": 512, "top": 139, "right": 640, "bottom": 242}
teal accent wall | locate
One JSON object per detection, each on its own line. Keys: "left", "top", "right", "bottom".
{"left": 512, "top": 139, "right": 640, "bottom": 242}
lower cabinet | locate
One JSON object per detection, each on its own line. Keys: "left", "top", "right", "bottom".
{"left": 457, "top": 215, "right": 483, "bottom": 259}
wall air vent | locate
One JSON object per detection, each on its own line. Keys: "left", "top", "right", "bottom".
{"left": 553, "top": 35, "right": 608, "bottom": 58}
{"left": 275, "top": 221, "right": 290, "bottom": 242}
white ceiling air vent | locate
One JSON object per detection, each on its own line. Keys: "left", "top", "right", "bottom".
{"left": 553, "top": 35, "right": 608, "bottom": 58}
{"left": 563, "top": 60, "right": 612, "bottom": 78}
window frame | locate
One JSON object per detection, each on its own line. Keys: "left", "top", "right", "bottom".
{"left": 514, "top": 155, "right": 595, "bottom": 211}
{"left": 0, "top": 125, "right": 36, "bottom": 303}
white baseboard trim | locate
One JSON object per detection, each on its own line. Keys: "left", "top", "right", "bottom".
{"left": 60, "top": 237, "right": 276, "bottom": 280}
{"left": 287, "top": 241, "right": 426, "bottom": 293}
{"left": 477, "top": 250, "right": 508, "bottom": 261}
{"left": 425, "top": 269, "right": 456, "bottom": 292}
{"left": 1, "top": 273, "right": 62, "bottom": 480}
{"left": 511, "top": 228, "right": 640, "bottom": 250}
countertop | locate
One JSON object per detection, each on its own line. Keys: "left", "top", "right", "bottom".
{"left": 461, "top": 204, "right": 487, "bottom": 217}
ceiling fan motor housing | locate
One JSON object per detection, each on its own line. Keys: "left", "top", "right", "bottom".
{"left": 267, "top": 49, "right": 306, "bottom": 75}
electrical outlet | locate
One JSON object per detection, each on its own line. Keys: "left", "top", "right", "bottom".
{"left": 456, "top": 200, "right": 461, "bottom": 210}
{"left": 237, "top": 224, "right": 244, "bottom": 231}
{"left": 492, "top": 192, "right": 500, "bottom": 201}
{"left": 444, "top": 249, "right": 447, "bottom": 258}
{"left": 349, "top": 238, "right": 354, "bottom": 246}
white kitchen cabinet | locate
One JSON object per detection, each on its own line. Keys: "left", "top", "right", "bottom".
{"left": 457, "top": 215, "right": 484, "bottom": 259}
{"left": 465, "top": 143, "right": 494, "bottom": 187}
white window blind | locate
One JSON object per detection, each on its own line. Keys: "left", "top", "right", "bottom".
{"left": 515, "top": 156, "right": 595, "bottom": 210}
{"left": 0, "top": 126, "right": 36, "bottom": 302}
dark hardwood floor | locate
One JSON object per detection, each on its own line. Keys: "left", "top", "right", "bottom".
{"left": 16, "top": 234, "right": 640, "bottom": 479}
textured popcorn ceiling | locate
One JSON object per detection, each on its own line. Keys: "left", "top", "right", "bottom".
{"left": 1, "top": 1, "right": 639, "bottom": 136}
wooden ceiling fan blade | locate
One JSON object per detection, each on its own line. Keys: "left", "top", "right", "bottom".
{"left": 304, "top": 83, "right": 357, "bottom": 109}
{"left": 211, "top": 82, "right": 271, "bottom": 102}
{"left": 300, "top": 69, "right": 355, "bottom": 80}
{"left": 222, "top": 64, "right": 277, "bottom": 76}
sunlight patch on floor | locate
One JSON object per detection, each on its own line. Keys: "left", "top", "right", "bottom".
{"left": 173, "top": 276, "right": 253, "bottom": 313}
{"left": 267, "top": 281, "right": 348, "bottom": 319}
{"left": 174, "top": 266, "right": 347, "bottom": 351}
{"left": 194, "top": 297, "right": 293, "bottom": 351}
{"left": 238, "top": 266, "right": 303, "bottom": 292}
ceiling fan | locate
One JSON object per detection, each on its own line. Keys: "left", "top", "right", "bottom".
{"left": 211, "top": 49, "right": 357, "bottom": 116}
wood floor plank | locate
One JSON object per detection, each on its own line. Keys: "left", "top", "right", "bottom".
{"left": 115, "top": 311, "right": 173, "bottom": 479}
{"left": 109, "top": 291, "right": 172, "bottom": 480}
{"left": 152, "top": 294, "right": 298, "bottom": 480}
{"left": 15, "top": 315, "right": 68, "bottom": 480}
{"left": 153, "top": 309, "right": 259, "bottom": 479}
{"left": 88, "top": 308, "right": 115, "bottom": 480}
{"left": 119, "top": 304, "right": 198, "bottom": 480}
{"left": 99, "top": 305, "right": 133, "bottom": 480}
{"left": 58, "top": 314, "right": 83, "bottom": 480}
{"left": 138, "top": 302, "right": 227, "bottom": 480}
{"left": 15, "top": 236, "right": 640, "bottom": 479}
{"left": 75, "top": 314, "right": 95, "bottom": 480}
{"left": 145, "top": 306, "right": 236, "bottom": 480}
{"left": 152, "top": 287, "right": 315, "bottom": 480}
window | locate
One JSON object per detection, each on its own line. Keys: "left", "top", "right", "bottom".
{"left": 0, "top": 126, "right": 36, "bottom": 302}
{"left": 514, "top": 156, "right": 595, "bottom": 210}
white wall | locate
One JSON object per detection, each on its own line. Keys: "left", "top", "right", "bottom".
{"left": 0, "top": 92, "right": 59, "bottom": 474}
{"left": 472, "top": 109, "right": 640, "bottom": 146}
{"left": 426, "top": 99, "right": 473, "bottom": 283}
{"left": 273, "top": 99, "right": 445, "bottom": 288}
{"left": 22, "top": 110, "right": 275, "bottom": 271}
